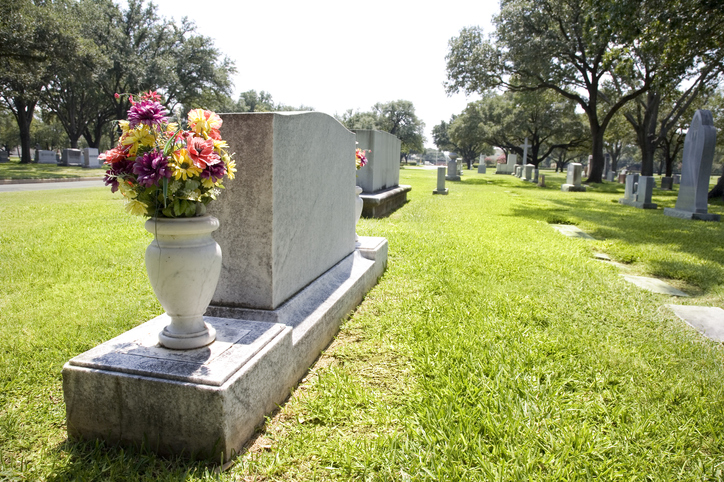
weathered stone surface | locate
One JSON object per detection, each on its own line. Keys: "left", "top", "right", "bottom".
{"left": 667, "top": 305, "right": 724, "bottom": 342}
{"left": 82, "top": 148, "right": 100, "bottom": 168}
{"left": 620, "top": 275, "right": 688, "bottom": 296}
{"left": 208, "top": 112, "right": 356, "bottom": 311}
{"left": 60, "top": 148, "right": 82, "bottom": 166}
{"left": 354, "top": 129, "right": 401, "bottom": 193}
{"left": 561, "top": 163, "right": 586, "bottom": 192}
{"left": 523, "top": 164, "right": 534, "bottom": 182}
{"left": 446, "top": 159, "right": 460, "bottom": 181}
{"left": 620, "top": 175, "right": 657, "bottom": 209}
{"left": 664, "top": 110, "right": 719, "bottom": 221}
{"left": 551, "top": 224, "right": 596, "bottom": 240}
{"left": 433, "top": 166, "right": 448, "bottom": 195}
{"left": 65, "top": 237, "right": 388, "bottom": 462}
{"left": 496, "top": 153, "right": 516, "bottom": 174}
{"left": 660, "top": 176, "right": 673, "bottom": 190}
{"left": 360, "top": 185, "right": 412, "bottom": 218}
{"left": 35, "top": 150, "right": 57, "bottom": 164}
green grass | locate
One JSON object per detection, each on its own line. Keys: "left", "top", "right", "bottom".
{"left": 2, "top": 168, "right": 724, "bottom": 480}
{"left": 0, "top": 158, "right": 104, "bottom": 180}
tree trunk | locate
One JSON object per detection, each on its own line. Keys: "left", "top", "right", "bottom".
{"left": 708, "top": 176, "right": 724, "bottom": 200}
{"left": 587, "top": 126, "right": 605, "bottom": 183}
{"left": 12, "top": 98, "right": 37, "bottom": 164}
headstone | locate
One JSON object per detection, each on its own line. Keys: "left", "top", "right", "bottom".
{"left": 353, "top": 129, "right": 411, "bottom": 218}
{"left": 620, "top": 174, "right": 657, "bottom": 209}
{"left": 0, "top": 151, "right": 8, "bottom": 163}
{"left": 665, "top": 110, "right": 720, "bottom": 221}
{"left": 618, "top": 172, "right": 627, "bottom": 184}
{"left": 60, "top": 148, "right": 82, "bottom": 166}
{"left": 36, "top": 150, "right": 57, "bottom": 164}
{"left": 63, "top": 111, "right": 389, "bottom": 462}
{"left": 446, "top": 159, "right": 460, "bottom": 181}
{"left": 514, "top": 165, "right": 522, "bottom": 178}
{"left": 606, "top": 170, "right": 616, "bottom": 182}
{"left": 521, "top": 137, "right": 529, "bottom": 170}
{"left": 457, "top": 159, "right": 463, "bottom": 175}
{"left": 477, "top": 154, "right": 486, "bottom": 174}
{"left": 538, "top": 174, "right": 545, "bottom": 187}
{"left": 82, "top": 148, "right": 100, "bottom": 168}
{"left": 561, "top": 163, "right": 586, "bottom": 192}
{"left": 523, "top": 164, "right": 534, "bottom": 182}
{"left": 660, "top": 177, "right": 673, "bottom": 190}
{"left": 586, "top": 155, "right": 593, "bottom": 177}
{"left": 673, "top": 174, "right": 681, "bottom": 185}
{"left": 497, "top": 153, "right": 517, "bottom": 175}
{"left": 532, "top": 169, "right": 539, "bottom": 184}
{"left": 433, "top": 166, "right": 448, "bottom": 195}
{"left": 604, "top": 154, "right": 611, "bottom": 177}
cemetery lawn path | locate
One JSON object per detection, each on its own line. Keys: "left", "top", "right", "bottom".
{"left": 2, "top": 170, "right": 724, "bottom": 480}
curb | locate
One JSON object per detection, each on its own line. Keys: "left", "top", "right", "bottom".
{"left": 0, "top": 177, "right": 105, "bottom": 185}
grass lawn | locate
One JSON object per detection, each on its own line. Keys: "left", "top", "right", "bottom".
{"left": 0, "top": 158, "right": 104, "bottom": 180}
{"left": 2, "top": 168, "right": 724, "bottom": 480}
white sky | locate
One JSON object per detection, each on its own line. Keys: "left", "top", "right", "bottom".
{"left": 146, "top": 0, "right": 499, "bottom": 148}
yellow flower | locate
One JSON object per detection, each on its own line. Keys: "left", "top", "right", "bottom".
{"left": 118, "top": 180, "right": 137, "bottom": 199}
{"left": 171, "top": 149, "right": 202, "bottom": 181}
{"left": 121, "top": 125, "right": 155, "bottom": 157}
{"left": 212, "top": 139, "right": 228, "bottom": 152}
{"left": 225, "top": 158, "right": 236, "bottom": 180}
{"left": 125, "top": 199, "right": 148, "bottom": 216}
{"left": 118, "top": 120, "right": 130, "bottom": 134}
{"left": 188, "top": 109, "right": 222, "bottom": 136}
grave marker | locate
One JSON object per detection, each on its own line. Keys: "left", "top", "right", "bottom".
{"left": 561, "top": 163, "right": 586, "bottom": 192}
{"left": 433, "top": 166, "right": 448, "bottom": 194}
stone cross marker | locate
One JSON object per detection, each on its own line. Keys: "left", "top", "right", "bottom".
{"left": 521, "top": 137, "right": 529, "bottom": 167}
{"left": 665, "top": 110, "right": 720, "bottom": 221}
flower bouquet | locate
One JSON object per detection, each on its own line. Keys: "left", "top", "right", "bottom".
{"left": 101, "top": 91, "right": 236, "bottom": 218}
{"left": 355, "top": 147, "right": 368, "bottom": 170}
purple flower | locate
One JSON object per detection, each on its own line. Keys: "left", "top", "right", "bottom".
{"left": 133, "top": 151, "right": 172, "bottom": 187}
{"left": 127, "top": 100, "right": 168, "bottom": 129}
{"left": 104, "top": 158, "right": 134, "bottom": 192}
{"left": 200, "top": 161, "right": 227, "bottom": 183}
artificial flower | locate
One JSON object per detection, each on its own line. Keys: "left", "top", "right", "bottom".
{"left": 171, "top": 149, "right": 203, "bottom": 181}
{"left": 133, "top": 151, "right": 172, "bottom": 187}
{"left": 127, "top": 100, "right": 168, "bottom": 129}
{"left": 188, "top": 109, "right": 222, "bottom": 136}
{"left": 187, "top": 135, "right": 220, "bottom": 168}
{"left": 124, "top": 199, "right": 148, "bottom": 216}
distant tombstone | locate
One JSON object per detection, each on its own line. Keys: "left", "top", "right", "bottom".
{"left": 477, "top": 156, "right": 486, "bottom": 174}
{"left": 532, "top": 168, "right": 539, "bottom": 184}
{"left": 433, "top": 166, "right": 448, "bottom": 195}
{"left": 36, "top": 150, "right": 57, "bottom": 164}
{"left": 620, "top": 173, "right": 657, "bottom": 209}
{"left": 606, "top": 171, "right": 616, "bottom": 182}
{"left": 497, "top": 153, "right": 516, "bottom": 175}
{"left": 60, "top": 148, "right": 82, "bottom": 166}
{"left": 618, "top": 172, "right": 627, "bottom": 184}
{"left": 457, "top": 159, "right": 463, "bottom": 175}
{"left": 82, "top": 148, "right": 101, "bottom": 168}
{"left": 561, "top": 163, "right": 586, "bottom": 192}
{"left": 0, "top": 151, "right": 8, "bottom": 163}
{"left": 604, "top": 154, "right": 611, "bottom": 177}
{"left": 586, "top": 155, "right": 593, "bottom": 177}
{"left": 673, "top": 174, "right": 681, "bottom": 185}
{"left": 538, "top": 174, "right": 546, "bottom": 187}
{"left": 660, "top": 177, "right": 673, "bottom": 190}
{"left": 446, "top": 159, "right": 460, "bottom": 181}
{"left": 514, "top": 165, "right": 522, "bottom": 178}
{"left": 665, "top": 110, "right": 720, "bottom": 221}
{"left": 523, "top": 164, "right": 534, "bottom": 182}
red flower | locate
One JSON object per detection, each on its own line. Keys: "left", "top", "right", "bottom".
{"left": 99, "top": 147, "right": 127, "bottom": 164}
{"left": 186, "top": 134, "right": 220, "bottom": 168}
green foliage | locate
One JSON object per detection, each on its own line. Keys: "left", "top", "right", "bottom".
{"left": 218, "top": 89, "right": 314, "bottom": 113}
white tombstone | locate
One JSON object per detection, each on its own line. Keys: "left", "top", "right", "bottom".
{"left": 82, "top": 148, "right": 100, "bottom": 168}
{"left": 665, "top": 110, "right": 719, "bottom": 221}
{"left": 354, "top": 130, "right": 401, "bottom": 193}
{"left": 446, "top": 159, "right": 460, "bottom": 181}
{"left": 561, "top": 163, "right": 586, "bottom": 192}
{"left": 620, "top": 173, "right": 657, "bottom": 209}
{"left": 523, "top": 164, "right": 534, "bottom": 182}
{"left": 496, "top": 153, "right": 517, "bottom": 175}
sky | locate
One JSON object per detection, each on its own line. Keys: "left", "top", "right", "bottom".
{"left": 145, "top": 0, "right": 500, "bottom": 148}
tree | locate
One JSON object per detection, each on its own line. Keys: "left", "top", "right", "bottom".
{"left": 339, "top": 100, "right": 426, "bottom": 162}
{"left": 445, "top": 0, "right": 724, "bottom": 183}
{"left": 0, "top": 0, "right": 79, "bottom": 163}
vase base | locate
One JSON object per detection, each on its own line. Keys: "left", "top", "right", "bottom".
{"left": 159, "top": 322, "right": 217, "bottom": 350}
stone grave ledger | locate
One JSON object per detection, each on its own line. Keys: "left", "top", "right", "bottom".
{"left": 665, "top": 109, "right": 720, "bottom": 221}
{"left": 82, "top": 148, "right": 100, "bottom": 168}
{"left": 60, "top": 148, "right": 82, "bottom": 166}
{"left": 63, "top": 111, "right": 389, "bottom": 462}
{"left": 353, "top": 129, "right": 411, "bottom": 218}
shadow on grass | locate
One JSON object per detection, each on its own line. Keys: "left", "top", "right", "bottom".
{"left": 508, "top": 191, "right": 724, "bottom": 291}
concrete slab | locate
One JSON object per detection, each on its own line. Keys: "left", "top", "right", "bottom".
{"left": 593, "top": 252, "right": 611, "bottom": 260}
{"left": 620, "top": 275, "right": 689, "bottom": 297}
{"left": 667, "top": 305, "right": 724, "bottom": 342}
{"left": 64, "top": 237, "right": 388, "bottom": 462}
{"left": 551, "top": 224, "right": 596, "bottom": 240}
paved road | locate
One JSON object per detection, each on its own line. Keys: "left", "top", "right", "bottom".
{"left": 0, "top": 179, "right": 106, "bottom": 192}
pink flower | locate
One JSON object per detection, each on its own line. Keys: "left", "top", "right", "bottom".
{"left": 186, "top": 134, "right": 220, "bottom": 168}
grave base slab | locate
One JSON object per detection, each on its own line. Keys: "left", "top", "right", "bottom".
{"left": 561, "top": 184, "right": 586, "bottom": 192}
{"left": 360, "top": 185, "right": 411, "bottom": 218}
{"left": 63, "top": 237, "right": 387, "bottom": 462}
{"left": 432, "top": 188, "right": 448, "bottom": 195}
{"left": 667, "top": 305, "right": 724, "bottom": 342}
{"left": 663, "top": 207, "right": 720, "bottom": 221}
{"left": 619, "top": 199, "right": 658, "bottom": 209}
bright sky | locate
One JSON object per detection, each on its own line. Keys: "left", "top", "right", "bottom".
{"left": 147, "top": 0, "right": 499, "bottom": 148}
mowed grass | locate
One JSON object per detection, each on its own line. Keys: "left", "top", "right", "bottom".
{"left": 0, "top": 158, "right": 104, "bottom": 180}
{"left": 2, "top": 168, "right": 724, "bottom": 480}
